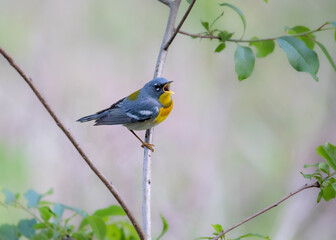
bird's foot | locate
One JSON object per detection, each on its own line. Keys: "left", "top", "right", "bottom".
{"left": 141, "top": 143, "right": 155, "bottom": 152}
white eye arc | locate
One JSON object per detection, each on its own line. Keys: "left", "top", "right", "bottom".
{"left": 156, "top": 87, "right": 160, "bottom": 91}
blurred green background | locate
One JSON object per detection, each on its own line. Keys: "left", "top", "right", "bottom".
{"left": 1, "top": 0, "right": 336, "bottom": 239}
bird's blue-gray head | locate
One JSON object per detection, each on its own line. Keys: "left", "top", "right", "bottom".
{"left": 143, "top": 78, "right": 174, "bottom": 99}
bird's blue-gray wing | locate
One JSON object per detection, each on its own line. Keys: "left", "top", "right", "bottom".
{"left": 94, "top": 99, "right": 158, "bottom": 126}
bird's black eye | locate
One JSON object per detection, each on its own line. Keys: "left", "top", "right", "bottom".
{"left": 155, "top": 87, "right": 160, "bottom": 91}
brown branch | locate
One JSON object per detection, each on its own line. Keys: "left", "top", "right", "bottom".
{"left": 178, "top": 23, "right": 334, "bottom": 43}
{"left": 211, "top": 181, "right": 320, "bottom": 240}
{"left": 0, "top": 46, "right": 145, "bottom": 240}
{"left": 163, "top": 0, "right": 197, "bottom": 51}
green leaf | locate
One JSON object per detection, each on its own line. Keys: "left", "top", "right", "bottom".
{"left": 300, "top": 172, "right": 323, "bottom": 182}
{"left": 53, "top": 203, "right": 65, "bottom": 219}
{"left": 304, "top": 163, "right": 319, "bottom": 168}
{"left": 218, "top": 31, "right": 233, "bottom": 42}
{"left": 53, "top": 203, "right": 85, "bottom": 220}
{"left": 330, "top": 21, "right": 336, "bottom": 41}
{"left": 215, "top": 43, "right": 226, "bottom": 53}
{"left": 276, "top": 36, "right": 319, "bottom": 81}
{"left": 24, "top": 189, "right": 42, "bottom": 208}
{"left": 93, "top": 205, "right": 126, "bottom": 217}
{"left": 211, "top": 224, "right": 223, "bottom": 233}
{"left": 32, "top": 232, "right": 49, "bottom": 240}
{"left": 38, "top": 206, "right": 55, "bottom": 222}
{"left": 43, "top": 188, "right": 53, "bottom": 196}
{"left": 288, "top": 26, "right": 316, "bottom": 49}
{"left": 87, "top": 216, "right": 106, "bottom": 240}
{"left": 316, "top": 143, "right": 336, "bottom": 171}
{"left": 220, "top": 3, "right": 246, "bottom": 38}
{"left": 2, "top": 189, "right": 15, "bottom": 205}
{"left": 322, "top": 184, "right": 336, "bottom": 201}
{"left": 210, "top": 12, "right": 224, "bottom": 30}
{"left": 234, "top": 46, "right": 255, "bottom": 81}
{"left": 106, "top": 224, "right": 122, "bottom": 240}
{"left": 315, "top": 41, "right": 336, "bottom": 72}
{"left": 65, "top": 205, "right": 87, "bottom": 217}
{"left": 18, "top": 219, "right": 37, "bottom": 238}
{"left": 0, "top": 225, "right": 19, "bottom": 240}
{"left": 232, "top": 233, "right": 270, "bottom": 240}
{"left": 195, "top": 238, "right": 212, "bottom": 240}
{"left": 249, "top": 38, "right": 275, "bottom": 58}
{"left": 332, "top": 183, "right": 336, "bottom": 192}
{"left": 300, "top": 172, "right": 314, "bottom": 179}
{"left": 33, "top": 223, "right": 51, "bottom": 230}
{"left": 156, "top": 214, "right": 169, "bottom": 240}
{"left": 186, "top": 0, "right": 192, "bottom": 3}
{"left": 72, "top": 232, "right": 90, "bottom": 240}
{"left": 15, "top": 193, "right": 20, "bottom": 201}
{"left": 201, "top": 21, "right": 210, "bottom": 32}
{"left": 115, "top": 221, "right": 139, "bottom": 239}
{"left": 80, "top": 205, "right": 118, "bottom": 229}
{"left": 264, "top": 0, "right": 268, "bottom": 2}
{"left": 317, "top": 190, "right": 323, "bottom": 203}
{"left": 318, "top": 162, "right": 330, "bottom": 175}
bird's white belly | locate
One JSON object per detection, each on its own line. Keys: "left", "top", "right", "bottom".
{"left": 123, "top": 119, "right": 159, "bottom": 131}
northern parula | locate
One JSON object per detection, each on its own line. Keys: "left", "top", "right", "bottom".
{"left": 77, "top": 78, "right": 174, "bottom": 151}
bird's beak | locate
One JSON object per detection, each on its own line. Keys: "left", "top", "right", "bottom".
{"left": 163, "top": 81, "right": 175, "bottom": 94}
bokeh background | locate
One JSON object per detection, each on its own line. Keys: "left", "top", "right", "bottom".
{"left": 1, "top": 0, "right": 336, "bottom": 239}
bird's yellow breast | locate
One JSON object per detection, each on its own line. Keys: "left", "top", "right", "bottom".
{"left": 154, "top": 93, "right": 173, "bottom": 124}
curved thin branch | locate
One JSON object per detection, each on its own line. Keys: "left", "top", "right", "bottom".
{"left": 211, "top": 182, "right": 320, "bottom": 240}
{"left": 163, "top": 0, "right": 197, "bottom": 50}
{"left": 178, "top": 23, "right": 333, "bottom": 43}
{"left": 0, "top": 46, "right": 145, "bottom": 240}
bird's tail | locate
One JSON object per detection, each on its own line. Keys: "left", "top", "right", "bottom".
{"left": 77, "top": 112, "right": 104, "bottom": 123}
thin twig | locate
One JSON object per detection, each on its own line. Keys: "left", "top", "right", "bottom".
{"left": 178, "top": 24, "right": 333, "bottom": 43}
{"left": 163, "top": 0, "right": 197, "bottom": 51}
{"left": 158, "top": 0, "right": 171, "bottom": 7}
{"left": 211, "top": 182, "right": 320, "bottom": 240}
{"left": 0, "top": 46, "right": 145, "bottom": 240}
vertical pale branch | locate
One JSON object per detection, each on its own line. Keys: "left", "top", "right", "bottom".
{"left": 142, "top": 0, "right": 196, "bottom": 239}
{"left": 142, "top": 1, "right": 180, "bottom": 237}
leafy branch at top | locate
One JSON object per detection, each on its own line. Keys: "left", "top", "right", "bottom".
{"left": 179, "top": 2, "right": 336, "bottom": 81}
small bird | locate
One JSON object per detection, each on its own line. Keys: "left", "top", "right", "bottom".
{"left": 77, "top": 78, "right": 174, "bottom": 152}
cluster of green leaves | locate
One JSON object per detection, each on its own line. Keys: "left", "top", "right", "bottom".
{"left": 301, "top": 142, "right": 336, "bottom": 203}
{"left": 0, "top": 189, "right": 146, "bottom": 240}
{"left": 197, "top": 224, "right": 270, "bottom": 240}
{"left": 196, "top": 3, "right": 336, "bottom": 81}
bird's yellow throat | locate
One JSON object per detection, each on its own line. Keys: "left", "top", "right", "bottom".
{"left": 155, "top": 92, "right": 173, "bottom": 124}
{"left": 159, "top": 92, "right": 173, "bottom": 107}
